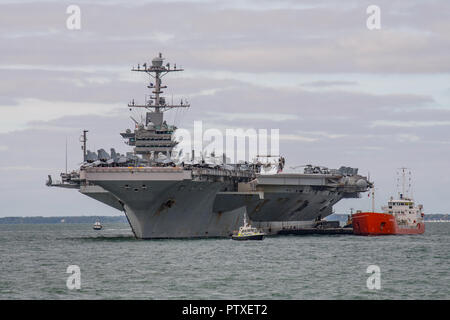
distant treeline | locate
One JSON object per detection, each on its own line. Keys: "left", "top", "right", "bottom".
{"left": 422, "top": 214, "right": 450, "bottom": 221}
{"left": 0, "top": 216, "right": 128, "bottom": 224}
{"left": 327, "top": 213, "right": 449, "bottom": 222}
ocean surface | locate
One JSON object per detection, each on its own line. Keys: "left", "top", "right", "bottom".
{"left": 0, "top": 222, "right": 448, "bottom": 300}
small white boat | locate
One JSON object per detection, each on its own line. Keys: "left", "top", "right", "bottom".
{"left": 232, "top": 213, "right": 265, "bottom": 241}
{"left": 93, "top": 221, "right": 102, "bottom": 230}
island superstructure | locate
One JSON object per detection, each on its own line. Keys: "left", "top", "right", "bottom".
{"left": 47, "top": 53, "right": 371, "bottom": 239}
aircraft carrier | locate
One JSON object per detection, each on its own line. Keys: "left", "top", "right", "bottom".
{"left": 47, "top": 53, "right": 371, "bottom": 238}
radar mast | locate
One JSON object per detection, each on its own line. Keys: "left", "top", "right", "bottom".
{"left": 397, "top": 167, "right": 412, "bottom": 199}
{"left": 128, "top": 52, "right": 189, "bottom": 126}
{"left": 121, "top": 53, "right": 190, "bottom": 161}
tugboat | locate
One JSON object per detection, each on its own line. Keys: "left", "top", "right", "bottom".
{"left": 232, "top": 213, "right": 265, "bottom": 241}
{"left": 352, "top": 168, "right": 425, "bottom": 236}
{"left": 93, "top": 220, "right": 103, "bottom": 230}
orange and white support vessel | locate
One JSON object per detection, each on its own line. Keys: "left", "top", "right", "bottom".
{"left": 352, "top": 168, "right": 425, "bottom": 236}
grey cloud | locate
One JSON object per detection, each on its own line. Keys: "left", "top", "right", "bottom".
{"left": 0, "top": 68, "right": 242, "bottom": 105}
{"left": 300, "top": 80, "right": 358, "bottom": 87}
{"left": 1, "top": 1, "right": 450, "bottom": 73}
{"left": 190, "top": 85, "right": 435, "bottom": 120}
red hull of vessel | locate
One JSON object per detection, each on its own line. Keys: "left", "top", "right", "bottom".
{"left": 352, "top": 212, "right": 425, "bottom": 236}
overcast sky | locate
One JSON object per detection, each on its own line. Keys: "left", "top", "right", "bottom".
{"left": 0, "top": 0, "right": 449, "bottom": 217}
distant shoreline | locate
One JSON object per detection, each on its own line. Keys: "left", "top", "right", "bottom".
{"left": 0, "top": 216, "right": 128, "bottom": 224}
{"left": 0, "top": 213, "right": 448, "bottom": 224}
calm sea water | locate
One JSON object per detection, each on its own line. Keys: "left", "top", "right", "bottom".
{"left": 0, "top": 222, "right": 448, "bottom": 299}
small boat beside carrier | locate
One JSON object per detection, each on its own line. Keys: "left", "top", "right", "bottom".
{"left": 232, "top": 213, "right": 265, "bottom": 241}
{"left": 93, "top": 220, "right": 103, "bottom": 230}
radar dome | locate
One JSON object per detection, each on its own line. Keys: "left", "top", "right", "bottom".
{"left": 152, "top": 54, "right": 164, "bottom": 67}
{"left": 356, "top": 179, "right": 368, "bottom": 189}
